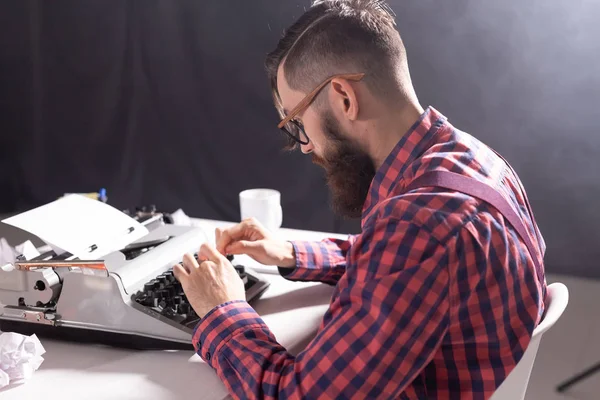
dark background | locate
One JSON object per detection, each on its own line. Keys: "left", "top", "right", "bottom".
{"left": 0, "top": 1, "right": 598, "bottom": 278}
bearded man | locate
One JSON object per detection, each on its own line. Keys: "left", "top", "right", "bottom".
{"left": 174, "top": 1, "right": 547, "bottom": 398}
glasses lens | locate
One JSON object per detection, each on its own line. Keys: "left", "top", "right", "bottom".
{"left": 285, "top": 120, "right": 309, "bottom": 145}
{"left": 280, "top": 127, "right": 299, "bottom": 149}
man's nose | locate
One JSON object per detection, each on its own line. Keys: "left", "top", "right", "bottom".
{"left": 300, "top": 141, "right": 314, "bottom": 154}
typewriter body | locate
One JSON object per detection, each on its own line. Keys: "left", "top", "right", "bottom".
{"left": 0, "top": 207, "right": 270, "bottom": 350}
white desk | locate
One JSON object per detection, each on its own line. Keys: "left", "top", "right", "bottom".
{"left": 0, "top": 219, "right": 348, "bottom": 400}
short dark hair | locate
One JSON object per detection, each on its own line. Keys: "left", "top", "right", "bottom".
{"left": 265, "top": 0, "right": 411, "bottom": 118}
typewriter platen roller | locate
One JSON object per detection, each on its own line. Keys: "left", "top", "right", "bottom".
{"left": 0, "top": 208, "right": 270, "bottom": 350}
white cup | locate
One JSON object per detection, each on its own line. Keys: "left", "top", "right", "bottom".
{"left": 239, "top": 189, "right": 283, "bottom": 232}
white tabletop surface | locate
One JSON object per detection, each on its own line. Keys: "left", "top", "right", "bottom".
{"left": 0, "top": 218, "right": 348, "bottom": 400}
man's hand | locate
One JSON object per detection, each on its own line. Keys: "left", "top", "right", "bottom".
{"left": 173, "top": 243, "right": 245, "bottom": 318}
{"left": 215, "top": 217, "right": 296, "bottom": 268}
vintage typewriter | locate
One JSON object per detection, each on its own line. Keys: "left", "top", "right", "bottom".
{"left": 0, "top": 205, "right": 270, "bottom": 350}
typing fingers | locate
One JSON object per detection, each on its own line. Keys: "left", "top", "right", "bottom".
{"left": 215, "top": 224, "right": 248, "bottom": 254}
{"left": 173, "top": 263, "right": 189, "bottom": 283}
{"left": 182, "top": 253, "right": 198, "bottom": 272}
{"left": 226, "top": 240, "right": 259, "bottom": 256}
{"left": 198, "top": 243, "right": 224, "bottom": 263}
{"left": 215, "top": 228, "right": 223, "bottom": 247}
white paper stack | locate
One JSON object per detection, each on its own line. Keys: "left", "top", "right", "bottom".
{"left": 1, "top": 195, "right": 149, "bottom": 260}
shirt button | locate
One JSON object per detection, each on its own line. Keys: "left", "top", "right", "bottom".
{"left": 205, "top": 352, "right": 211, "bottom": 361}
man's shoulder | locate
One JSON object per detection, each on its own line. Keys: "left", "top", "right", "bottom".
{"left": 370, "top": 122, "right": 541, "bottom": 249}
{"left": 363, "top": 190, "right": 480, "bottom": 245}
{"left": 419, "top": 127, "right": 502, "bottom": 184}
{"left": 368, "top": 131, "right": 511, "bottom": 243}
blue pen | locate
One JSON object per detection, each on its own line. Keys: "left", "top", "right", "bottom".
{"left": 98, "top": 188, "right": 107, "bottom": 202}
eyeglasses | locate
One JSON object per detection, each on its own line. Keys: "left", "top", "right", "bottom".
{"left": 277, "top": 73, "right": 365, "bottom": 146}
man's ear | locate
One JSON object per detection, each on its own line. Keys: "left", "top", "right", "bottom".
{"left": 329, "top": 78, "right": 359, "bottom": 121}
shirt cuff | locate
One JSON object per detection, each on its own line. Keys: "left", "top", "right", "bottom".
{"left": 191, "top": 300, "right": 266, "bottom": 368}
{"left": 276, "top": 240, "right": 312, "bottom": 280}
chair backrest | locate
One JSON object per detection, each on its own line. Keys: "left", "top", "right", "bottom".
{"left": 490, "top": 282, "right": 569, "bottom": 400}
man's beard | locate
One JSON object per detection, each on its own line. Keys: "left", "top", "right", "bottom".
{"left": 312, "top": 112, "right": 376, "bottom": 219}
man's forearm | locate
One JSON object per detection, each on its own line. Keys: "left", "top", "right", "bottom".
{"left": 277, "top": 236, "right": 356, "bottom": 285}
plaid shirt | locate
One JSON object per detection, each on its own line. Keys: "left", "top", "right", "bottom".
{"left": 192, "top": 107, "right": 547, "bottom": 399}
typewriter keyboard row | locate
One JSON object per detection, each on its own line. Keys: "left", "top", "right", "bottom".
{"left": 131, "top": 255, "right": 255, "bottom": 328}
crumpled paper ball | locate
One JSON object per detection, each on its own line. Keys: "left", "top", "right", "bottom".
{"left": 0, "top": 332, "right": 45, "bottom": 388}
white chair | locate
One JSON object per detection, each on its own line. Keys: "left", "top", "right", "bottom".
{"left": 490, "top": 282, "right": 569, "bottom": 400}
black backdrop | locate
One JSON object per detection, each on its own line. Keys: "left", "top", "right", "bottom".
{"left": 1, "top": 1, "right": 599, "bottom": 278}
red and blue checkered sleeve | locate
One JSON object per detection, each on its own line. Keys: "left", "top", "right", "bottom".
{"left": 277, "top": 236, "right": 357, "bottom": 284}
{"left": 192, "top": 217, "right": 451, "bottom": 399}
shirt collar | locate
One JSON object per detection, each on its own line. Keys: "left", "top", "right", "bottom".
{"left": 361, "top": 106, "right": 448, "bottom": 226}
